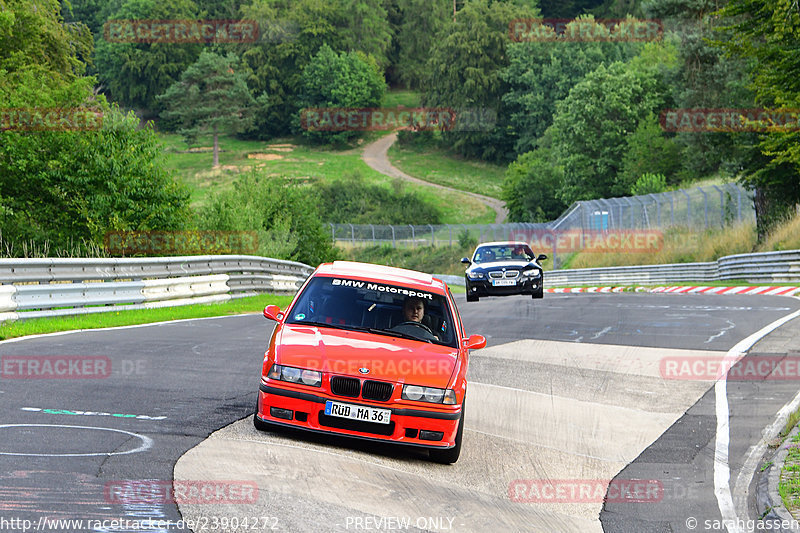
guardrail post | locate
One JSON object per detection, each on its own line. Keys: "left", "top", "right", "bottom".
{"left": 697, "top": 187, "right": 709, "bottom": 228}
{"left": 349, "top": 224, "right": 355, "bottom": 245}
{"left": 409, "top": 225, "right": 415, "bottom": 248}
{"left": 429, "top": 224, "right": 435, "bottom": 247}
{"left": 391, "top": 226, "right": 396, "bottom": 248}
{"left": 711, "top": 185, "right": 724, "bottom": 227}
{"left": 737, "top": 185, "right": 742, "bottom": 221}
{"left": 330, "top": 223, "right": 335, "bottom": 243}
{"left": 449, "top": 225, "right": 453, "bottom": 247}
{"left": 370, "top": 224, "right": 375, "bottom": 245}
{"left": 680, "top": 189, "right": 691, "bottom": 226}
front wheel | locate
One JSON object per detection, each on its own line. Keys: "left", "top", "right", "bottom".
{"left": 429, "top": 403, "right": 464, "bottom": 464}
{"left": 465, "top": 280, "right": 479, "bottom": 302}
{"left": 532, "top": 287, "right": 544, "bottom": 299}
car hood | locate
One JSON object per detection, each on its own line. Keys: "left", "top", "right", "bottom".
{"left": 275, "top": 324, "right": 458, "bottom": 388}
{"left": 468, "top": 260, "right": 535, "bottom": 271}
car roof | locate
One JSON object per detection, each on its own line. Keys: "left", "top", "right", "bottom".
{"left": 475, "top": 241, "right": 530, "bottom": 247}
{"left": 314, "top": 261, "right": 446, "bottom": 294}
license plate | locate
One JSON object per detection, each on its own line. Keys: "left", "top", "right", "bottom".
{"left": 492, "top": 279, "right": 516, "bottom": 286}
{"left": 325, "top": 400, "right": 391, "bottom": 425}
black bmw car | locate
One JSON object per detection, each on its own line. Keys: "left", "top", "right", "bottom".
{"left": 461, "top": 241, "right": 547, "bottom": 302}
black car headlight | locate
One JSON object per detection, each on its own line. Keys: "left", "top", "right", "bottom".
{"left": 267, "top": 364, "right": 322, "bottom": 387}
{"left": 522, "top": 269, "right": 542, "bottom": 278}
{"left": 467, "top": 271, "right": 485, "bottom": 280}
{"left": 402, "top": 385, "right": 457, "bottom": 405}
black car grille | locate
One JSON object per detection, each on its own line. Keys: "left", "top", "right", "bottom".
{"left": 361, "top": 380, "right": 393, "bottom": 402}
{"left": 330, "top": 376, "right": 360, "bottom": 397}
{"left": 488, "top": 269, "right": 520, "bottom": 279}
{"left": 318, "top": 412, "right": 395, "bottom": 436}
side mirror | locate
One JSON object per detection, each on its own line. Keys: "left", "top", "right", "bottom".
{"left": 460, "top": 257, "right": 471, "bottom": 265}
{"left": 536, "top": 254, "right": 548, "bottom": 262}
{"left": 263, "top": 305, "right": 284, "bottom": 322}
{"left": 463, "top": 334, "right": 486, "bottom": 350}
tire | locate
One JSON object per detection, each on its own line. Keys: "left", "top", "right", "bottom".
{"left": 532, "top": 287, "right": 544, "bottom": 299}
{"left": 429, "top": 403, "right": 464, "bottom": 464}
{"left": 253, "top": 395, "right": 271, "bottom": 432}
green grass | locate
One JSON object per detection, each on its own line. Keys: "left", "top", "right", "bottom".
{"left": 0, "top": 293, "right": 294, "bottom": 341}
{"left": 780, "top": 431, "right": 800, "bottom": 514}
{"left": 382, "top": 90, "right": 421, "bottom": 108}
{"left": 159, "top": 132, "right": 494, "bottom": 224}
{"left": 387, "top": 142, "right": 507, "bottom": 200}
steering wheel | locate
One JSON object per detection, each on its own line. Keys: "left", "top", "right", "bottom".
{"left": 394, "top": 320, "right": 435, "bottom": 335}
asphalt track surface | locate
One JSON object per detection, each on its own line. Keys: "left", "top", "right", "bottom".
{"left": 1, "top": 293, "right": 799, "bottom": 532}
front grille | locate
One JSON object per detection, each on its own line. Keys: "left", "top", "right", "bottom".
{"left": 361, "top": 380, "right": 393, "bottom": 402}
{"left": 488, "top": 270, "right": 519, "bottom": 279}
{"left": 318, "top": 411, "right": 395, "bottom": 436}
{"left": 330, "top": 376, "right": 360, "bottom": 397}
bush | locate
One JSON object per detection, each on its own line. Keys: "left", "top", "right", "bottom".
{"left": 199, "top": 172, "right": 337, "bottom": 266}
{"left": 313, "top": 171, "right": 442, "bottom": 225}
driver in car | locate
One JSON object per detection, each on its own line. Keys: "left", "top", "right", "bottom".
{"left": 400, "top": 296, "right": 440, "bottom": 341}
{"left": 403, "top": 296, "right": 426, "bottom": 323}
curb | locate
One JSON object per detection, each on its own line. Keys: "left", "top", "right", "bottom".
{"left": 757, "top": 425, "right": 800, "bottom": 531}
{"left": 545, "top": 285, "right": 800, "bottom": 296}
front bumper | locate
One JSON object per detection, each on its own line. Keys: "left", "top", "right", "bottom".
{"left": 256, "top": 383, "right": 461, "bottom": 449}
{"left": 466, "top": 276, "right": 542, "bottom": 297}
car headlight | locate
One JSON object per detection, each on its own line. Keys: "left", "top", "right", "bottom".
{"left": 523, "top": 269, "right": 542, "bottom": 277}
{"left": 266, "top": 364, "right": 321, "bottom": 387}
{"left": 402, "top": 385, "right": 457, "bottom": 405}
{"left": 467, "top": 271, "right": 485, "bottom": 280}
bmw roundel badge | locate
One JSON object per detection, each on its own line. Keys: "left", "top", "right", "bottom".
{"left": 358, "top": 367, "right": 370, "bottom": 374}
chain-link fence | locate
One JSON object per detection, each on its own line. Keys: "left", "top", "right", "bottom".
{"left": 329, "top": 183, "right": 755, "bottom": 249}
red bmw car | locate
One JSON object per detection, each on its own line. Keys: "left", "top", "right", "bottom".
{"left": 254, "top": 261, "right": 486, "bottom": 463}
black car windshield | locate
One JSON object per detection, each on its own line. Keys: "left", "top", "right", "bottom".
{"left": 285, "top": 277, "right": 458, "bottom": 347}
{"left": 472, "top": 244, "right": 533, "bottom": 264}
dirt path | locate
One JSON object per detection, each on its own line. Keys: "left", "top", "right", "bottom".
{"left": 362, "top": 132, "right": 508, "bottom": 224}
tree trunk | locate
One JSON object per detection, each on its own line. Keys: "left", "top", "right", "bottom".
{"left": 213, "top": 127, "right": 220, "bottom": 168}
{"left": 754, "top": 186, "right": 771, "bottom": 241}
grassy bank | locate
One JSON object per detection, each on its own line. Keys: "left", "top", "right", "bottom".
{"left": 0, "top": 293, "right": 294, "bottom": 341}
{"left": 387, "top": 141, "right": 507, "bottom": 200}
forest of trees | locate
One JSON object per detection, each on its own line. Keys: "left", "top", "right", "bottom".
{"left": 1, "top": 0, "right": 798, "bottom": 260}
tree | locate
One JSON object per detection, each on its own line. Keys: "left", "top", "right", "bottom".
{"left": 715, "top": 0, "right": 800, "bottom": 236}
{"left": 618, "top": 113, "right": 682, "bottom": 193}
{"left": 158, "top": 51, "right": 256, "bottom": 168}
{"left": 94, "top": 0, "right": 202, "bottom": 115}
{"left": 549, "top": 44, "right": 676, "bottom": 204}
{"left": 501, "top": 16, "right": 637, "bottom": 157}
{"left": 295, "top": 44, "right": 386, "bottom": 145}
{"left": 502, "top": 145, "right": 568, "bottom": 222}
{"left": 395, "top": 0, "right": 450, "bottom": 89}
{"left": 0, "top": 106, "right": 191, "bottom": 253}
{"left": 422, "top": 0, "right": 538, "bottom": 161}
{"left": 199, "top": 173, "right": 337, "bottom": 266}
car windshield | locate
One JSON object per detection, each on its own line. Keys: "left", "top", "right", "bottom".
{"left": 285, "top": 277, "right": 458, "bottom": 347}
{"left": 472, "top": 244, "right": 533, "bottom": 264}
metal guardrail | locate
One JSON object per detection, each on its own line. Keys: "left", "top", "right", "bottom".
{"left": 543, "top": 249, "right": 800, "bottom": 286}
{"left": 0, "top": 255, "right": 314, "bottom": 322}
